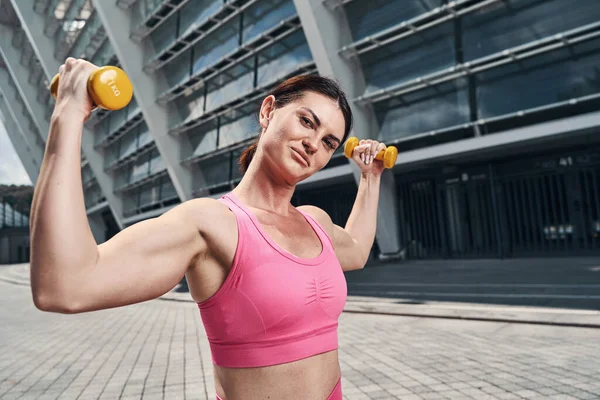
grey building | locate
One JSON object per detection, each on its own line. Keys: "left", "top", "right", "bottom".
{"left": 0, "top": 197, "right": 30, "bottom": 264}
{"left": 1, "top": 0, "right": 599, "bottom": 261}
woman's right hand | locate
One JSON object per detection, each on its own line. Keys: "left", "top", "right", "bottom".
{"left": 53, "top": 57, "right": 97, "bottom": 122}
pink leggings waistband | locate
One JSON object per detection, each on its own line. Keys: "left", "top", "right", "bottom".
{"left": 216, "top": 377, "right": 342, "bottom": 400}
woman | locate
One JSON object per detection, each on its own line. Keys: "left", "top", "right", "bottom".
{"left": 30, "top": 58, "right": 388, "bottom": 400}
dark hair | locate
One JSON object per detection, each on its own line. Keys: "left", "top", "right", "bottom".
{"left": 238, "top": 74, "right": 353, "bottom": 173}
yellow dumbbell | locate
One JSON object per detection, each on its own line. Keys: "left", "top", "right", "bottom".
{"left": 49, "top": 66, "right": 133, "bottom": 111}
{"left": 344, "top": 137, "right": 398, "bottom": 169}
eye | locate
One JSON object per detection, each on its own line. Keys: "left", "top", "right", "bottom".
{"left": 324, "top": 138, "right": 336, "bottom": 150}
{"left": 300, "top": 116, "right": 314, "bottom": 129}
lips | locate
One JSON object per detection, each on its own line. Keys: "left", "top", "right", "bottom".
{"left": 291, "top": 147, "right": 310, "bottom": 167}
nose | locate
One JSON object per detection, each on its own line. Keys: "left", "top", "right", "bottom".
{"left": 302, "top": 137, "right": 319, "bottom": 155}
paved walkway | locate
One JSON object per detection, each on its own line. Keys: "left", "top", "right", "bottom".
{"left": 1, "top": 281, "right": 599, "bottom": 400}
{"left": 3, "top": 263, "right": 600, "bottom": 328}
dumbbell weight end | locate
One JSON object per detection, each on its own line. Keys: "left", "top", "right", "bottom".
{"left": 49, "top": 66, "right": 133, "bottom": 111}
{"left": 343, "top": 137, "right": 398, "bottom": 169}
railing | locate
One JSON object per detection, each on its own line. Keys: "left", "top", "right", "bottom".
{"left": 105, "top": 141, "right": 157, "bottom": 173}
{"left": 183, "top": 135, "right": 256, "bottom": 166}
{"left": 145, "top": 0, "right": 261, "bottom": 71}
{"left": 94, "top": 108, "right": 144, "bottom": 149}
{"left": 54, "top": 0, "right": 94, "bottom": 60}
{"left": 65, "top": 10, "right": 102, "bottom": 60}
{"left": 157, "top": 15, "right": 301, "bottom": 104}
{"left": 123, "top": 194, "right": 180, "bottom": 218}
{"left": 131, "top": 0, "right": 195, "bottom": 42}
{"left": 340, "top": 0, "right": 501, "bottom": 58}
{"left": 381, "top": 92, "right": 600, "bottom": 152}
{"left": 44, "top": 0, "right": 75, "bottom": 38}
{"left": 0, "top": 198, "right": 31, "bottom": 229}
{"left": 170, "top": 62, "right": 316, "bottom": 135}
{"left": 114, "top": 169, "right": 169, "bottom": 193}
{"left": 356, "top": 22, "right": 600, "bottom": 105}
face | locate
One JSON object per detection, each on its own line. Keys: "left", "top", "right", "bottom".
{"left": 256, "top": 91, "right": 346, "bottom": 185}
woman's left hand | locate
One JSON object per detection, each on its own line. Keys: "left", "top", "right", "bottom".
{"left": 350, "top": 139, "right": 386, "bottom": 176}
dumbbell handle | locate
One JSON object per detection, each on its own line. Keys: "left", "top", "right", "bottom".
{"left": 49, "top": 66, "right": 133, "bottom": 111}
{"left": 344, "top": 137, "right": 398, "bottom": 169}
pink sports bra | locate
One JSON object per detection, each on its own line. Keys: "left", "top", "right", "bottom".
{"left": 197, "top": 192, "right": 348, "bottom": 368}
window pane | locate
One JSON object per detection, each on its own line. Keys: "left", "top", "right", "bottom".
{"left": 190, "top": 122, "right": 218, "bottom": 157}
{"left": 105, "top": 144, "right": 119, "bottom": 167}
{"left": 205, "top": 61, "right": 254, "bottom": 112}
{"left": 242, "top": 0, "right": 296, "bottom": 43}
{"left": 375, "top": 79, "right": 469, "bottom": 141}
{"left": 463, "top": 0, "right": 600, "bottom": 61}
{"left": 119, "top": 131, "right": 137, "bottom": 158}
{"left": 198, "top": 153, "right": 230, "bottom": 187}
{"left": 139, "top": 183, "right": 160, "bottom": 207}
{"left": 90, "top": 38, "right": 113, "bottom": 66}
{"left": 361, "top": 22, "right": 455, "bottom": 93}
{"left": 175, "top": 89, "right": 206, "bottom": 126}
{"left": 163, "top": 49, "right": 191, "bottom": 89}
{"left": 149, "top": 149, "right": 165, "bottom": 174}
{"left": 160, "top": 177, "right": 178, "bottom": 200}
{"left": 108, "top": 108, "right": 127, "bottom": 133}
{"left": 218, "top": 112, "right": 258, "bottom": 148}
{"left": 230, "top": 148, "right": 244, "bottom": 182}
{"left": 148, "top": 14, "right": 177, "bottom": 60}
{"left": 256, "top": 31, "right": 312, "bottom": 87}
{"left": 130, "top": 155, "right": 150, "bottom": 183}
{"left": 192, "top": 17, "right": 239, "bottom": 74}
{"left": 476, "top": 38, "right": 600, "bottom": 119}
{"left": 133, "top": 0, "right": 164, "bottom": 27}
{"left": 138, "top": 123, "right": 152, "bottom": 148}
{"left": 180, "top": 0, "right": 223, "bottom": 39}
{"left": 345, "top": 0, "right": 443, "bottom": 41}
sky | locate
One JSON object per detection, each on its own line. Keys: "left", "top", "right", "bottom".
{"left": 0, "top": 120, "right": 32, "bottom": 186}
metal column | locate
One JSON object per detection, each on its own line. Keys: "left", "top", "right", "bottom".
{"left": 92, "top": 1, "right": 199, "bottom": 202}
{"left": 11, "top": 0, "right": 125, "bottom": 229}
{"left": 0, "top": 24, "right": 49, "bottom": 143}
{"left": 0, "top": 92, "right": 39, "bottom": 183}
{"left": 0, "top": 67, "right": 44, "bottom": 171}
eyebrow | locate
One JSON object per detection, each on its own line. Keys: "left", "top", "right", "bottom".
{"left": 326, "top": 135, "right": 341, "bottom": 146}
{"left": 300, "top": 107, "right": 342, "bottom": 146}
{"left": 300, "top": 107, "right": 321, "bottom": 127}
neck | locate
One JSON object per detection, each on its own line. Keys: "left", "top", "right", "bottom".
{"left": 233, "top": 155, "right": 296, "bottom": 216}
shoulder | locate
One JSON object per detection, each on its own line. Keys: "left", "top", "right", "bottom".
{"left": 163, "top": 197, "right": 227, "bottom": 220}
{"left": 296, "top": 205, "right": 334, "bottom": 236}
{"left": 162, "top": 197, "right": 235, "bottom": 234}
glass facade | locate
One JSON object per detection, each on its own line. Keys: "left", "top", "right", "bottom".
{"left": 342, "top": 0, "right": 600, "bottom": 258}
{"left": 346, "top": 0, "right": 600, "bottom": 145}
{"left": 3, "top": 0, "right": 600, "bottom": 257}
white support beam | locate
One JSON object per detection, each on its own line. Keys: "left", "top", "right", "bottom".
{"left": 0, "top": 67, "right": 45, "bottom": 169}
{"left": 0, "top": 24, "right": 49, "bottom": 141}
{"left": 10, "top": 0, "right": 125, "bottom": 229}
{"left": 293, "top": 0, "right": 401, "bottom": 257}
{"left": 0, "top": 93, "right": 40, "bottom": 183}
{"left": 92, "top": 1, "right": 200, "bottom": 202}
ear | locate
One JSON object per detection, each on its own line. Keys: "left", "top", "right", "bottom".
{"left": 259, "top": 95, "right": 276, "bottom": 130}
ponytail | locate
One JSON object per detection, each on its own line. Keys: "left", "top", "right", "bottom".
{"left": 238, "top": 140, "right": 259, "bottom": 173}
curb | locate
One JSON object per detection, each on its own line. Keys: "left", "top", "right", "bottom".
{"left": 3, "top": 271, "right": 598, "bottom": 329}
{"left": 158, "top": 292, "right": 600, "bottom": 329}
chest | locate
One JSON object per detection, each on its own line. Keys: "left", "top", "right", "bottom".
{"left": 252, "top": 210, "right": 323, "bottom": 259}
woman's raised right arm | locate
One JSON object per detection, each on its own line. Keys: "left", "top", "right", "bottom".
{"left": 30, "top": 58, "right": 208, "bottom": 314}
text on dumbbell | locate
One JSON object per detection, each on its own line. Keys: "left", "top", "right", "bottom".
{"left": 108, "top": 79, "right": 121, "bottom": 97}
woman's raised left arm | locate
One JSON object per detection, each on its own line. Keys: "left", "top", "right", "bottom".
{"left": 300, "top": 139, "right": 386, "bottom": 271}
